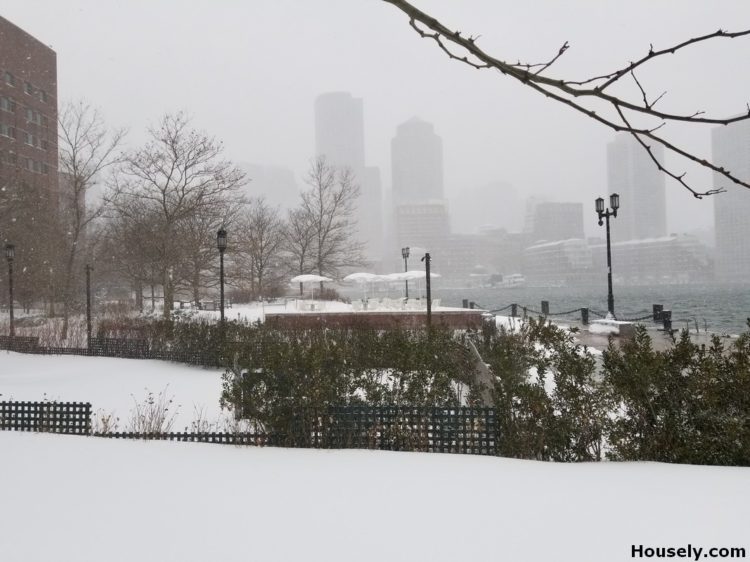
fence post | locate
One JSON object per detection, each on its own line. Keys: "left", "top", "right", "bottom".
{"left": 462, "top": 299, "right": 469, "bottom": 309}
{"left": 511, "top": 303, "right": 517, "bottom": 317}
{"left": 662, "top": 309, "right": 672, "bottom": 332}
{"left": 653, "top": 304, "right": 663, "bottom": 323}
{"left": 522, "top": 306, "right": 527, "bottom": 318}
{"left": 541, "top": 300, "right": 549, "bottom": 315}
{"left": 581, "top": 307, "right": 589, "bottom": 325}
{"left": 469, "top": 301, "right": 475, "bottom": 309}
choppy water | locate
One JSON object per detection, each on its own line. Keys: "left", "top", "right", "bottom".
{"left": 433, "top": 284, "right": 750, "bottom": 335}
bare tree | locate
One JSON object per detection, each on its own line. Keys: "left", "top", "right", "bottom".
{"left": 175, "top": 197, "right": 242, "bottom": 305}
{"left": 283, "top": 207, "right": 316, "bottom": 296}
{"left": 235, "top": 197, "right": 285, "bottom": 300}
{"left": 299, "top": 156, "right": 366, "bottom": 286}
{"left": 116, "top": 112, "right": 245, "bottom": 318}
{"left": 57, "top": 101, "right": 125, "bottom": 337}
{"left": 382, "top": 0, "right": 750, "bottom": 197}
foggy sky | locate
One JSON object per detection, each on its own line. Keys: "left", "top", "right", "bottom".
{"left": 4, "top": 0, "right": 750, "bottom": 238}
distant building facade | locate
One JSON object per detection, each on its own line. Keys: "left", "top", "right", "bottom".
{"left": 391, "top": 117, "right": 444, "bottom": 205}
{"left": 590, "top": 235, "right": 712, "bottom": 285}
{"left": 607, "top": 134, "right": 666, "bottom": 242}
{"left": 314, "top": 92, "right": 382, "bottom": 261}
{"left": 0, "top": 15, "right": 59, "bottom": 223}
{"left": 531, "top": 202, "right": 584, "bottom": 244}
{"left": 237, "top": 163, "right": 298, "bottom": 210}
{"left": 712, "top": 120, "right": 750, "bottom": 282}
{"left": 523, "top": 239, "right": 593, "bottom": 286}
{"left": 395, "top": 200, "right": 450, "bottom": 252}
{"left": 390, "top": 117, "right": 448, "bottom": 270}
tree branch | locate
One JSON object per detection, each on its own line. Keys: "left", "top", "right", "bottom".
{"left": 382, "top": 0, "right": 750, "bottom": 194}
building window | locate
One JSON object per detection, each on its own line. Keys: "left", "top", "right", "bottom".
{"left": 3, "top": 71, "right": 15, "bottom": 86}
{"left": 0, "top": 97, "right": 11, "bottom": 112}
{"left": 39, "top": 90, "right": 48, "bottom": 103}
{"left": 25, "top": 109, "right": 41, "bottom": 125}
{"left": 24, "top": 81, "right": 34, "bottom": 95}
{"left": 0, "top": 123, "right": 14, "bottom": 138}
{"left": 41, "top": 139, "right": 48, "bottom": 151}
{"left": 42, "top": 163, "right": 49, "bottom": 175}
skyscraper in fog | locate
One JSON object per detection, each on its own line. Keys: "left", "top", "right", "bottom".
{"left": 315, "top": 92, "right": 365, "bottom": 173}
{"left": 391, "top": 117, "right": 444, "bottom": 204}
{"left": 712, "top": 120, "right": 750, "bottom": 282}
{"left": 607, "top": 134, "right": 666, "bottom": 242}
{"left": 390, "top": 117, "right": 448, "bottom": 256}
{"left": 314, "top": 92, "right": 382, "bottom": 261}
{"left": 531, "top": 202, "right": 584, "bottom": 243}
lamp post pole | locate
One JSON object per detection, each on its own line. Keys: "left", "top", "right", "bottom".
{"left": 401, "top": 246, "right": 410, "bottom": 299}
{"left": 421, "top": 252, "right": 431, "bottom": 330}
{"left": 5, "top": 244, "right": 14, "bottom": 337}
{"left": 595, "top": 193, "right": 620, "bottom": 319}
{"left": 217, "top": 228, "right": 227, "bottom": 323}
{"left": 85, "top": 264, "right": 93, "bottom": 348}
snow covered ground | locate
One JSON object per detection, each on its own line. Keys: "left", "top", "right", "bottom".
{"left": 2, "top": 350, "right": 749, "bottom": 560}
{"left": 0, "top": 431, "right": 748, "bottom": 562}
{"left": 0, "top": 351, "right": 227, "bottom": 429}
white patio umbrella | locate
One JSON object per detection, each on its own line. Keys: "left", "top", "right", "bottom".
{"left": 290, "top": 274, "right": 332, "bottom": 300}
{"left": 342, "top": 272, "right": 382, "bottom": 300}
{"left": 404, "top": 270, "right": 441, "bottom": 299}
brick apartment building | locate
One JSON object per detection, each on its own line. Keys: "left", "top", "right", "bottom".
{"left": 0, "top": 15, "right": 59, "bottom": 305}
{"left": 0, "top": 14, "right": 59, "bottom": 223}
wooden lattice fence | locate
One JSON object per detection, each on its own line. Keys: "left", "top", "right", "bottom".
{"left": 279, "top": 406, "right": 498, "bottom": 455}
{"left": 0, "top": 401, "right": 91, "bottom": 434}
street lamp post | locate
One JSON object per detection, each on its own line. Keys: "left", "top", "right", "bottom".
{"left": 401, "top": 246, "right": 410, "bottom": 299}
{"left": 420, "top": 252, "right": 432, "bottom": 330}
{"left": 217, "top": 227, "right": 227, "bottom": 323}
{"left": 5, "top": 244, "right": 14, "bottom": 337}
{"left": 595, "top": 193, "right": 620, "bottom": 319}
{"left": 85, "top": 264, "right": 93, "bottom": 348}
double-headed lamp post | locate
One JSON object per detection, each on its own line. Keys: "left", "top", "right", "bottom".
{"left": 5, "top": 244, "right": 14, "bottom": 337}
{"left": 401, "top": 246, "right": 410, "bottom": 298}
{"left": 217, "top": 227, "right": 227, "bottom": 323}
{"left": 595, "top": 193, "right": 620, "bottom": 319}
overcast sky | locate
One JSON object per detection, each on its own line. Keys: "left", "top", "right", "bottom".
{"left": 4, "top": 0, "right": 750, "bottom": 236}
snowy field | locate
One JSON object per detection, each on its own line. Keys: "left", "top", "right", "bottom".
{"left": 1, "top": 431, "right": 748, "bottom": 562}
{"left": 0, "top": 351, "right": 227, "bottom": 429}
{"left": 1, "top": 351, "right": 749, "bottom": 561}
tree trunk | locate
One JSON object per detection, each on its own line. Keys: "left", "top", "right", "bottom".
{"left": 135, "top": 279, "right": 143, "bottom": 312}
{"left": 163, "top": 270, "right": 173, "bottom": 319}
{"left": 192, "top": 270, "right": 200, "bottom": 307}
{"left": 60, "top": 245, "right": 77, "bottom": 340}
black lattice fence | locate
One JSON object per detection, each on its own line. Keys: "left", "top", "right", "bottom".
{"left": 0, "top": 400, "right": 499, "bottom": 455}
{"left": 0, "top": 401, "right": 91, "bottom": 434}
{"left": 94, "top": 432, "right": 268, "bottom": 445}
{"left": 278, "top": 406, "right": 498, "bottom": 455}
{"left": 0, "top": 335, "right": 41, "bottom": 352}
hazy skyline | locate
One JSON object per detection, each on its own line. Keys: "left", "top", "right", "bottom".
{"left": 4, "top": 0, "right": 750, "bottom": 238}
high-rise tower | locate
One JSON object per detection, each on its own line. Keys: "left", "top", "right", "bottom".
{"left": 391, "top": 117, "right": 444, "bottom": 205}
{"left": 712, "top": 120, "right": 750, "bottom": 282}
{"left": 314, "top": 92, "right": 382, "bottom": 261}
{"left": 606, "top": 134, "right": 666, "bottom": 242}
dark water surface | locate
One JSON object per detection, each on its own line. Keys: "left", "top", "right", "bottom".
{"left": 433, "top": 284, "right": 750, "bottom": 335}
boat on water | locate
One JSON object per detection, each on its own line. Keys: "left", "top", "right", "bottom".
{"left": 497, "top": 273, "right": 526, "bottom": 288}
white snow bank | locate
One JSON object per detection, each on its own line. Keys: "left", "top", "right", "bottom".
{"left": 0, "top": 431, "right": 748, "bottom": 562}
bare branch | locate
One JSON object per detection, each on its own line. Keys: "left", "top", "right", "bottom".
{"left": 382, "top": 0, "right": 750, "bottom": 195}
